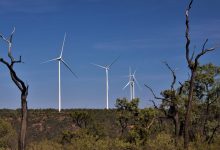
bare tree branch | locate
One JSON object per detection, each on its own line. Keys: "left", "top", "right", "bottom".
{"left": 146, "top": 117, "right": 156, "bottom": 129}
{"left": 149, "top": 100, "right": 158, "bottom": 109}
{"left": 144, "top": 84, "right": 165, "bottom": 100}
{"left": 194, "top": 39, "right": 215, "bottom": 68}
{"left": 0, "top": 27, "right": 16, "bottom": 62}
{"left": 185, "top": 0, "right": 193, "bottom": 67}
{"left": 149, "top": 99, "right": 168, "bottom": 116}
{"left": 178, "top": 82, "right": 184, "bottom": 95}
{"left": 208, "top": 122, "right": 220, "bottom": 144}
{"left": 190, "top": 50, "right": 195, "bottom": 62}
{"left": 163, "top": 61, "right": 176, "bottom": 91}
{"left": 209, "top": 97, "right": 219, "bottom": 105}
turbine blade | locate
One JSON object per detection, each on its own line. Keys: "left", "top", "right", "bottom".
{"left": 134, "top": 76, "right": 142, "bottom": 90}
{"left": 133, "top": 69, "right": 137, "bottom": 75}
{"left": 41, "top": 58, "right": 58, "bottom": 64}
{"left": 108, "top": 55, "right": 120, "bottom": 68}
{"left": 61, "top": 59, "right": 78, "bottom": 78}
{"left": 60, "top": 33, "right": 66, "bottom": 58}
{"left": 9, "top": 27, "right": 16, "bottom": 43}
{"left": 123, "top": 81, "right": 130, "bottom": 90}
{"left": 91, "top": 63, "right": 106, "bottom": 69}
{"left": 129, "top": 67, "right": 131, "bottom": 76}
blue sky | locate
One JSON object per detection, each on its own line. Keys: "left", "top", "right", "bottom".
{"left": 0, "top": 0, "right": 220, "bottom": 109}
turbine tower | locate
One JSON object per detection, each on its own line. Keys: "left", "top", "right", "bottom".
{"left": 92, "top": 56, "right": 120, "bottom": 109}
{"left": 123, "top": 67, "right": 140, "bottom": 100}
{"left": 42, "top": 33, "right": 78, "bottom": 112}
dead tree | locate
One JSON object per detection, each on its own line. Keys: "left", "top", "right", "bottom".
{"left": 145, "top": 61, "right": 184, "bottom": 145}
{"left": 0, "top": 27, "right": 28, "bottom": 150}
{"left": 184, "top": 0, "right": 215, "bottom": 149}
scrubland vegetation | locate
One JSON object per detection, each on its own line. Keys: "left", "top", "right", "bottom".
{"left": 0, "top": 73, "right": 220, "bottom": 149}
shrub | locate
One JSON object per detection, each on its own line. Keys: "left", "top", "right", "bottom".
{"left": 27, "top": 140, "right": 62, "bottom": 150}
{"left": 0, "top": 119, "right": 17, "bottom": 150}
{"left": 147, "top": 132, "right": 176, "bottom": 150}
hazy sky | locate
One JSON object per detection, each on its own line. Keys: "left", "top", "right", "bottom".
{"left": 0, "top": 0, "right": 220, "bottom": 109}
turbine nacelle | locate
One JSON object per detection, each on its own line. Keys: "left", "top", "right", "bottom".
{"left": 91, "top": 55, "right": 120, "bottom": 71}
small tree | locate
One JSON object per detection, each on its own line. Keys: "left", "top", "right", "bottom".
{"left": 0, "top": 28, "right": 28, "bottom": 150}
{"left": 70, "top": 111, "right": 91, "bottom": 128}
{"left": 115, "top": 98, "right": 139, "bottom": 135}
{"left": 145, "top": 62, "right": 185, "bottom": 145}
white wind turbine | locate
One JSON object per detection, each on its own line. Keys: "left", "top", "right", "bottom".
{"left": 123, "top": 67, "right": 140, "bottom": 100}
{"left": 42, "top": 33, "right": 78, "bottom": 112}
{"left": 91, "top": 56, "right": 120, "bottom": 109}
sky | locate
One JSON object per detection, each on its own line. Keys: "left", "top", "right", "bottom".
{"left": 0, "top": 0, "right": 220, "bottom": 109}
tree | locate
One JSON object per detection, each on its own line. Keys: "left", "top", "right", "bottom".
{"left": 184, "top": 0, "right": 216, "bottom": 148}
{"left": 145, "top": 62, "right": 185, "bottom": 145}
{"left": 115, "top": 98, "right": 139, "bottom": 136}
{"left": 194, "top": 64, "right": 220, "bottom": 138}
{"left": 115, "top": 98, "right": 159, "bottom": 146}
{"left": 0, "top": 28, "right": 29, "bottom": 150}
{"left": 70, "top": 111, "right": 91, "bottom": 128}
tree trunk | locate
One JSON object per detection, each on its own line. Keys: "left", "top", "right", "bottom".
{"left": 202, "top": 98, "right": 210, "bottom": 138}
{"left": 184, "top": 70, "right": 195, "bottom": 149}
{"left": 174, "top": 113, "right": 180, "bottom": 145}
{"left": 18, "top": 94, "right": 28, "bottom": 150}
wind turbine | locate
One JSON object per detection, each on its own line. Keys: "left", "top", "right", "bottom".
{"left": 91, "top": 56, "right": 120, "bottom": 109}
{"left": 42, "top": 33, "right": 78, "bottom": 112}
{"left": 123, "top": 67, "right": 140, "bottom": 100}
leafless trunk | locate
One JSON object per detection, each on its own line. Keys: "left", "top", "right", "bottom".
{"left": 19, "top": 94, "right": 28, "bottom": 150}
{"left": 184, "top": 70, "right": 195, "bottom": 148}
{"left": 0, "top": 28, "right": 28, "bottom": 150}
{"left": 173, "top": 112, "right": 180, "bottom": 143}
{"left": 184, "top": 0, "right": 215, "bottom": 149}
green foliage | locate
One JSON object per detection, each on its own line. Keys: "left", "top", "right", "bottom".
{"left": 115, "top": 98, "right": 140, "bottom": 137}
{"left": 116, "top": 98, "right": 139, "bottom": 113}
{"left": 61, "top": 128, "right": 136, "bottom": 150}
{"left": 70, "top": 111, "right": 91, "bottom": 128}
{"left": 115, "top": 98, "right": 162, "bottom": 147}
{"left": 188, "top": 134, "right": 220, "bottom": 150}
{"left": 195, "top": 63, "right": 220, "bottom": 100}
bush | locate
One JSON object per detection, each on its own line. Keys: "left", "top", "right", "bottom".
{"left": 0, "top": 119, "right": 17, "bottom": 150}
{"left": 147, "top": 132, "right": 176, "bottom": 150}
{"left": 188, "top": 134, "right": 220, "bottom": 150}
{"left": 27, "top": 140, "right": 62, "bottom": 150}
